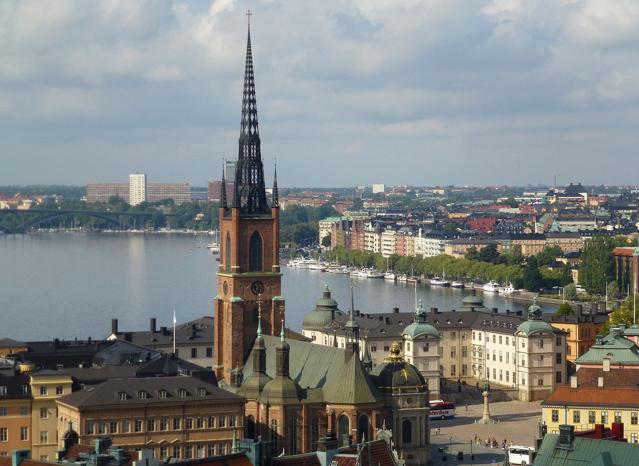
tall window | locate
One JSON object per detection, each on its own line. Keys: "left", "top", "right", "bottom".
{"left": 358, "top": 415, "right": 370, "bottom": 443}
{"left": 288, "top": 416, "right": 298, "bottom": 454}
{"left": 249, "top": 231, "right": 263, "bottom": 272}
{"left": 225, "top": 233, "right": 232, "bottom": 273}
{"left": 402, "top": 420, "right": 412, "bottom": 445}
{"left": 338, "top": 415, "right": 350, "bottom": 446}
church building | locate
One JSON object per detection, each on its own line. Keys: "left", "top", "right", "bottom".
{"left": 213, "top": 18, "right": 432, "bottom": 465}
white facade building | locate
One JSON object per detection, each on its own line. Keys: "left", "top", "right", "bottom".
{"left": 129, "top": 173, "right": 147, "bottom": 206}
{"left": 372, "top": 183, "right": 386, "bottom": 194}
{"left": 381, "top": 229, "right": 397, "bottom": 257}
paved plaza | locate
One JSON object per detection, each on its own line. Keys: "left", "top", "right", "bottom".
{"left": 429, "top": 400, "right": 543, "bottom": 466}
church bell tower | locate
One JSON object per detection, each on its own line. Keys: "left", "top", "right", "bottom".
{"left": 214, "top": 13, "right": 284, "bottom": 383}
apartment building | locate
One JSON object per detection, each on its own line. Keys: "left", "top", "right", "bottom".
{"left": 56, "top": 377, "right": 244, "bottom": 460}
{"left": 380, "top": 230, "right": 396, "bottom": 257}
{"left": 0, "top": 373, "right": 31, "bottom": 457}
{"left": 129, "top": 173, "right": 147, "bottom": 206}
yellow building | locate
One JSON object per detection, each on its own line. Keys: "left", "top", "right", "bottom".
{"left": 541, "top": 383, "right": 639, "bottom": 444}
{"left": 0, "top": 374, "right": 32, "bottom": 457}
{"left": 29, "top": 371, "right": 74, "bottom": 461}
{"left": 0, "top": 339, "right": 27, "bottom": 357}
{"left": 56, "top": 376, "right": 245, "bottom": 461}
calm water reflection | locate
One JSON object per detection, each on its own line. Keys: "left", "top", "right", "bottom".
{"left": 0, "top": 233, "right": 554, "bottom": 340}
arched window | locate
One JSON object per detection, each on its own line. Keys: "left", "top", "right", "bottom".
{"left": 357, "top": 415, "right": 370, "bottom": 443}
{"left": 246, "top": 416, "right": 255, "bottom": 439}
{"left": 249, "top": 231, "right": 263, "bottom": 272}
{"left": 337, "top": 414, "right": 350, "bottom": 446}
{"left": 402, "top": 420, "right": 412, "bottom": 445}
{"left": 310, "top": 416, "right": 321, "bottom": 451}
{"left": 225, "top": 232, "right": 232, "bottom": 273}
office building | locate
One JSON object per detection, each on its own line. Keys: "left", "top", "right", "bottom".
{"left": 129, "top": 173, "right": 147, "bottom": 206}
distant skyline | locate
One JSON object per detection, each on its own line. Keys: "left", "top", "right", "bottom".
{"left": 2, "top": 0, "right": 639, "bottom": 187}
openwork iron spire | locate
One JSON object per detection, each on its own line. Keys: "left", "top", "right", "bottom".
{"left": 233, "top": 13, "right": 269, "bottom": 215}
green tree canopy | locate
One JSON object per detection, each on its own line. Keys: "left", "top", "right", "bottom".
{"left": 523, "top": 256, "right": 543, "bottom": 291}
{"left": 579, "top": 235, "right": 614, "bottom": 294}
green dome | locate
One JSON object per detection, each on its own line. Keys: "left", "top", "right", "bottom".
{"left": 302, "top": 285, "right": 344, "bottom": 330}
{"left": 372, "top": 343, "right": 427, "bottom": 393}
{"left": 403, "top": 322, "right": 439, "bottom": 339}
{"left": 517, "top": 298, "right": 553, "bottom": 336}
{"left": 462, "top": 292, "right": 486, "bottom": 310}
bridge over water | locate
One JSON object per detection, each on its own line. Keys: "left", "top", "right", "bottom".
{"left": 0, "top": 208, "right": 168, "bottom": 233}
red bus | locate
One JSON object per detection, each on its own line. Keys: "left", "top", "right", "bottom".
{"left": 429, "top": 400, "right": 456, "bottom": 419}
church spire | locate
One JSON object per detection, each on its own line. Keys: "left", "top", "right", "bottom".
{"left": 272, "top": 162, "right": 279, "bottom": 208}
{"left": 220, "top": 161, "right": 228, "bottom": 209}
{"left": 233, "top": 10, "right": 269, "bottom": 215}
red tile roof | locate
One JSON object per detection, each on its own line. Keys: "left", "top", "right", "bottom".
{"left": 542, "top": 385, "right": 639, "bottom": 407}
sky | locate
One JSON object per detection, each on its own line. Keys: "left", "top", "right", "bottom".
{"left": 1, "top": 0, "right": 639, "bottom": 188}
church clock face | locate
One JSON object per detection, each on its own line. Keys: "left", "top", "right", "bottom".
{"left": 251, "top": 281, "right": 265, "bottom": 295}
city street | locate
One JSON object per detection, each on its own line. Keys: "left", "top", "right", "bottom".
{"left": 429, "top": 400, "right": 543, "bottom": 465}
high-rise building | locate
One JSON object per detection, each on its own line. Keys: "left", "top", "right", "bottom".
{"left": 224, "top": 160, "right": 237, "bottom": 180}
{"left": 214, "top": 23, "right": 283, "bottom": 384}
{"left": 129, "top": 173, "right": 147, "bottom": 206}
{"left": 372, "top": 183, "right": 385, "bottom": 194}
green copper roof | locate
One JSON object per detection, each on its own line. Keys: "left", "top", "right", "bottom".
{"left": 534, "top": 433, "right": 639, "bottom": 466}
{"left": 242, "top": 335, "right": 380, "bottom": 405}
{"left": 301, "top": 285, "right": 345, "bottom": 330}
{"left": 403, "top": 322, "right": 439, "bottom": 339}
{"left": 517, "top": 297, "right": 553, "bottom": 335}
{"left": 575, "top": 330, "right": 639, "bottom": 365}
{"left": 623, "top": 324, "right": 639, "bottom": 337}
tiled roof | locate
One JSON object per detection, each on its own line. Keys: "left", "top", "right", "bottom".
{"left": 575, "top": 368, "right": 639, "bottom": 387}
{"left": 334, "top": 440, "right": 396, "bottom": 466}
{"left": 542, "top": 385, "right": 639, "bottom": 408}
{"left": 271, "top": 453, "right": 321, "bottom": 466}
{"left": 57, "top": 376, "right": 243, "bottom": 408}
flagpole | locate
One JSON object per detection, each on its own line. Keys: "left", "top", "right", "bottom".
{"left": 173, "top": 309, "right": 177, "bottom": 355}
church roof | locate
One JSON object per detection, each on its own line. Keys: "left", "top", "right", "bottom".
{"left": 242, "top": 335, "right": 381, "bottom": 405}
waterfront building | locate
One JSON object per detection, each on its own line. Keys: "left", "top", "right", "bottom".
{"left": 380, "top": 230, "right": 396, "bottom": 258}
{"left": 56, "top": 377, "right": 244, "bottom": 460}
{"left": 107, "top": 317, "right": 214, "bottom": 369}
{"left": 86, "top": 183, "right": 129, "bottom": 203}
{"left": 213, "top": 19, "right": 284, "bottom": 384}
{"left": 147, "top": 183, "right": 191, "bottom": 204}
{"left": 129, "top": 173, "right": 147, "bottom": 206}
{"left": 0, "top": 373, "right": 31, "bottom": 457}
{"left": 319, "top": 217, "right": 342, "bottom": 244}
{"left": 86, "top": 182, "right": 192, "bottom": 205}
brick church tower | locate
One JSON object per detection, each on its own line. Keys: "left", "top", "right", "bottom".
{"left": 214, "top": 17, "right": 284, "bottom": 383}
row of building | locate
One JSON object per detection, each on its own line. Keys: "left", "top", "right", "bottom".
{"left": 86, "top": 174, "right": 192, "bottom": 206}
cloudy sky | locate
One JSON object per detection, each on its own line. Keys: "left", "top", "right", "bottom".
{"left": 1, "top": 0, "right": 639, "bottom": 187}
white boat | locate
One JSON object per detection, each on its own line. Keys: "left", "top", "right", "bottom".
{"left": 384, "top": 272, "right": 396, "bottom": 281}
{"left": 365, "top": 270, "right": 385, "bottom": 279}
{"left": 483, "top": 281, "right": 500, "bottom": 292}
{"left": 499, "top": 283, "right": 515, "bottom": 295}
{"left": 430, "top": 277, "right": 450, "bottom": 287}
{"left": 396, "top": 274, "right": 408, "bottom": 282}
{"left": 450, "top": 281, "right": 465, "bottom": 289}
{"left": 206, "top": 242, "right": 220, "bottom": 254}
{"left": 308, "top": 261, "right": 327, "bottom": 271}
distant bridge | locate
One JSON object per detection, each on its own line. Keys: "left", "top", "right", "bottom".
{"left": 0, "top": 209, "right": 161, "bottom": 233}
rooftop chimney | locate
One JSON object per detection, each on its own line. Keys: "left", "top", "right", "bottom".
{"left": 611, "top": 422, "right": 624, "bottom": 440}
{"left": 111, "top": 319, "right": 119, "bottom": 334}
{"left": 393, "top": 307, "right": 400, "bottom": 314}
{"left": 570, "top": 376, "right": 577, "bottom": 388}
{"left": 150, "top": 318, "right": 157, "bottom": 333}
{"left": 597, "top": 376, "right": 604, "bottom": 387}
{"left": 558, "top": 425, "right": 575, "bottom": 449}
{"left": 594, "top": 424, "right": 604, "bottom": 439}
{"left": 603, "top": 357, "right": 611, "bottom": 372}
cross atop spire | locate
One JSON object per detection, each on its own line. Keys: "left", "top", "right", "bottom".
{"left": 246, "top": 9, "right": 252, "bottom": 29}
{"left": 234, "top": 11, "right": 269, "bottom": 215}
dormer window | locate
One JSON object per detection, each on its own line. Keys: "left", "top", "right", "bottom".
{"left": 197, "top": 388, "right": 207, "bottom": 397}
{"left": 178, "top": 389, "right": 188, "bottom": 398}
{"left": 138, "top": 391, "right": 147, "bottom": 400}
{"left": 118, "top": 391, "right": 127, "bottom": 401}
{"left": 159, "top": 390, "right": 168, "bottom": 399}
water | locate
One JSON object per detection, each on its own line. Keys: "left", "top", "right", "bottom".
{"left": 0, "top": 233, "right": 554, "bottom": 341}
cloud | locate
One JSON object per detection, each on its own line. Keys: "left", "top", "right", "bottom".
{"left": 0, "top": 0, "right": 638, "bottom": 186}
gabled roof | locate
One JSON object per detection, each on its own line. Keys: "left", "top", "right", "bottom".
{"left": 242, "top": 336, "right": 381, "bottom": 405}
{"left": 533, "top": 433, "right": 639, "bottom": 466}
{"left": 542, "top": 386, "right": 639, "bottom": 408}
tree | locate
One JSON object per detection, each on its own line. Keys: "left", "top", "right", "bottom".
{"left": 478, "top": 244, "right": 500, "bottom": 263}
{"left": 536, "top": 246, "right": 562, "bottom": 266}
{"left": 579, "top": 235, "right": 614, "bottom": 294}
{"left": 563, "top": 283, "right": 577, "bottom": 301}
{"left": 465, "top": 246, "right": 480, "bottom": 261}
{"left": 555, "top": 302, "right": 574, "bottom": 317}
{"left": 523, "top": 256, "right": 543, "bottom": 291}
{"left": 321, "top": 234, "right": 332, "bottom": 248}
{"left": 560, "top": 263, "right": 573, "bottom": 286}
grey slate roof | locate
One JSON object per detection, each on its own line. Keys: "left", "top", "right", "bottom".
{"left": 242, "top": 336, "right": 381, "bottom": 405}
{"left": 57, "top": 376, "right": 242, "bottom": 409}
{"left": 111, "top": 317, "right": 214, "bottom": 347}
